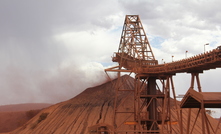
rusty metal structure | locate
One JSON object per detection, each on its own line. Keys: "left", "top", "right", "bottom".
{"left": 105, "top": 15, "right": 221, "bottom": 134}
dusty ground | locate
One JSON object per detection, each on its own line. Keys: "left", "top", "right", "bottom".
{"left": 0, "top": 103, "right": 52, "bottom": 133}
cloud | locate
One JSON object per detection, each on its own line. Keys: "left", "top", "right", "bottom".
{"left": 0, "top": 0, "right": 221, "bottom": 105}
{"left": 0, "top": 0, "right": 122, "bottom": 105}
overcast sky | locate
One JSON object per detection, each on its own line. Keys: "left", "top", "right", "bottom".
{"left": 0, "top": 0, "right": 221, "bottom": 106}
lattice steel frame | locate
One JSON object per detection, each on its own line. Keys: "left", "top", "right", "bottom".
{"left": 118, "top": 15, "right": 155, "bottom": 61}
{"left": 105, "top": 15, "right": 180, "bottom": 133}
{"left": 105, "top": 15, "right": 221, "bottom": 134}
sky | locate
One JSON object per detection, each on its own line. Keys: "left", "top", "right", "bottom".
{"left": 0, "top": 0, "right": 221, "bottom": 110}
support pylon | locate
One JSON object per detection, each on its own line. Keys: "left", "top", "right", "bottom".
{"left": 105, "top": 15, "right": 179, "bottom": 133}
{"left": 182, "top": 73, "right": 217, "bottom": 134}
{"left": 105, "top": 14, "right": 221, "bottom": 134}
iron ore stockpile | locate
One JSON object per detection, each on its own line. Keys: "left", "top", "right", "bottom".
{"left": 4, "top": 76, "right": 220, "bottom": 134}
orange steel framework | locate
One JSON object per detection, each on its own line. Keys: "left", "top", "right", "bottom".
{"left": 105, "top": 15, "right": 221, "bottom": 134}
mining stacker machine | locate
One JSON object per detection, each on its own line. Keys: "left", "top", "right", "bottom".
{"left": 105, "top": 15, "right": 221, "bottom": 134}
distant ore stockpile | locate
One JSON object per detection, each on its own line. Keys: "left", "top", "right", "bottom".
{"left": 5, "top": 75, "right": 221, "bottom": 134}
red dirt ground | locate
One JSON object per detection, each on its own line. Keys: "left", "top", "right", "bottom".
{"left": 0, "top": 103, "right": 52, "bottom": 133}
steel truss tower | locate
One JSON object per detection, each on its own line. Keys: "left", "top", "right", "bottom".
{"left": 105, "top": 15, "right": 221, "bottom": 134}
{"left": 105, "top": 15, "right": 180, "bottom": 133}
